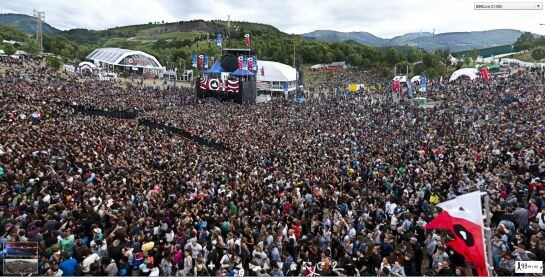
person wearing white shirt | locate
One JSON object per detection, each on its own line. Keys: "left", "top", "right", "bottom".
{"left": 537, "top": 209, "right": 545, "bottom": 229}
{"left": 82, "top": 252, "right": 100, "bottom": 274}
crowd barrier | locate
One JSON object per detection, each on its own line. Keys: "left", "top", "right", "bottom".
{"left": 66, "top": 103, "right": 228, "bottom": 151}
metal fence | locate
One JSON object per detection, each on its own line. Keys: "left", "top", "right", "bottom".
{"left": 66, "top": 103, "right": 228, "bottom": 151}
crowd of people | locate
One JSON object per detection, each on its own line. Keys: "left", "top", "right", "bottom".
{"left": 0, "top": 60, "right": 544, "bottom": 277}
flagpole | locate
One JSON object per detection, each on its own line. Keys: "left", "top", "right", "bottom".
{"left": 483, "top": 194, "right": 494, "bottom": 277}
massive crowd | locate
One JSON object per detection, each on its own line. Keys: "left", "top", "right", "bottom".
{"left": 0, "top": 60, "right": 544, "bottom": 277}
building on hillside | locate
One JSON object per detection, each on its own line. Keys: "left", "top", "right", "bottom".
{"left": 86, "top": 48, "right": 166, "bottom": 78}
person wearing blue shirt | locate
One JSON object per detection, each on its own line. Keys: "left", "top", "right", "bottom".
{"left": 59, "top": 252, "right": 79, "bottom": 276}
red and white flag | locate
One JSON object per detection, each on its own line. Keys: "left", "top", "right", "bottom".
{"left": 480, "top": 66, "right": 489, "bottom": 81}
{"left": 244, "top": 34, "right": 250, "bottom": 47}
{"left": 425, "top": 191, "right": 489, "bottom": 276}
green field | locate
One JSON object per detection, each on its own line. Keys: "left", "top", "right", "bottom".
{"left": 509, "top": 51, "right": 541, "bottom": 63}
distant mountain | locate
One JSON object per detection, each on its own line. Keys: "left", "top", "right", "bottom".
{"left": 303, "top": 30, "right": 385, "bottom": 46}
{"left": 302, "top": 29, "right": 523, "bottom": 52}
{"left": 0, "top": 13, "right": 61, "bottom": 35}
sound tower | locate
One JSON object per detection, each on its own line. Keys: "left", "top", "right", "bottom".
{"left": 220, "top": 54, "right": 238, "bottom": 72}
{"left": 235, "top": 79, "right": 257, "bottom": 104}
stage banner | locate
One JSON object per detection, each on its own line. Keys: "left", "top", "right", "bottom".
{"left": 192, "top": 54, "right": 197, "bottom": 68}
{"left": 247, "top": 57, "right": 253, "bottom": 72}
{"left": 198, "top": 55, "right": 204, "bottom": 69}
{"left": 237, "top": 56, "right": 243, "bottom": 70}
{"left": 203, "top": 55, "right": 209, "bottom": 69}
{"left": 243, "top": 57, "right": 248, "bottom": 70}
{"left": 216, "top": 34, "right": 222, "bottom": 47}
{"left": 200, "top": 75, "right": 240, "bottom": 92}
{"left": 252, "top": 57, "right": 258, "bottom": 71}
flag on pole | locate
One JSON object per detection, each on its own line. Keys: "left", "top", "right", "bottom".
{"left": 420, "top": 76, "right": 426, "bottom": 92}
{"left": 192, "top": 54, "right": 197, "bottom": 68}
{"left": 425, "top": 191, "right": 489, "bottom": 276}
{"left": 216, "top": 34, "right": 222, "bottom": 47}
{"left": 480, "top": 66, "right": 489, "bottom": 81}
{"left": 244, "top": 34, "right": 250, "bottom": 47}
{"left": 406, "top": 79, "right": 414, "bottom": 98}
{"left": 393, "top": 80, "right": 400, "bottom": 91}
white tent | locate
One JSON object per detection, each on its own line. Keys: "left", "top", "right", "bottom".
{"left": 310, "top": 64, "right": 324, "bottom": 70}
{"left": 78, "top": 61, "right": 97, "bottom": 73}
{"left": 256, "top": 60, "right": 297, "bottom": 92}
{"left": 449, "top": 68, "right": 479, "bottom": 82}
{"left": 393, "top": 75, "right": 407, "bottom": 82}
{"left": 410, "top": 75, "right": 421, "bottom": 83}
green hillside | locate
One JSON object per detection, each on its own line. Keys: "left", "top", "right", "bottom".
{"left": 1, "top": 17, "right": 452, "bottom": 78}
{"left": 0, "top": 13, "right": 61, "bottom": 35}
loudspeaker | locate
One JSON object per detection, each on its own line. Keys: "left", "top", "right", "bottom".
{"left": 235, "top": 80, "right": 256, "bottom": 104}
{"left": 221, "top": 54, "right": 238, "bottom": 72}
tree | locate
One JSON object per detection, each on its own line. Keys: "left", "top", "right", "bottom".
{"left": 407, "top": 49, "right": 421, "bottom": 63}
{"left": 385, "top": 48, "right": 401, "bottom": 65}
{"left": 531, "top": 47, "right": 545, "bottom": 61}
{"left": 3, "top": 43, "right": 15, "bottom": 55}
{"left": 347, "top": 52, "right": 363, "bottom": 67}
{"left": 463, "top": 56, "right": 472, "bottom": 66}
{"left": 470, "top": 49, "right": 479, "bottom": 61}
{"left": 22, "top": 41, "right": 40, "bottom": 55}
{"left": 45, "top": 56, "right": 62, "bottom": 71}
{"left": 422, "top": 52, "right": 439, "bottom": 68}
{"left": 412, "top": 63, "right": 427, "bottom": 75}
{"left": 514, "top": 32, "right": 536, "bottom": 51}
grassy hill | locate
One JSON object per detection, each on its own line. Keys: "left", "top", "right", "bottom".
{"left": 0, "top": 13, "right": 61, "bottom": 35}
{"left": 1, "top": 15, "right": 457, "bottom": 79}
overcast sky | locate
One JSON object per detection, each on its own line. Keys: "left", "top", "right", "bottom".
{"left": 1, "top": 0, "right": 544, "bottom": 37}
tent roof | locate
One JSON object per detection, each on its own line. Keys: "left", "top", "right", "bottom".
{"left": 231, "top": 69, "right": 255, "bottom": 77}
{"left": 86, "top": 47, "right": 162, "bottom": 69}
{"left": 449, "top": 68, "right": 479, "bottom": 82}
{"left": 393, "top": 75, "right": 407, "bottom": 82}
{"left": 204, "top": 62, "right": 226, "bottom": 75}
{"left": 78, "top": 61, "right": 97, "bottom": 68}
{"left": 256, "top": 60, "right": 296, "bottom": 82}
{"left": 410, "top": 75, "right": 421, "bottom": 83}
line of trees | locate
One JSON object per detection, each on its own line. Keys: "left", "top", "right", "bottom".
{"left": 1, "top": 23, "right": 454, "bottom": 79}
{"left": 514, "top": 32, "right": 545, "bottom": 51}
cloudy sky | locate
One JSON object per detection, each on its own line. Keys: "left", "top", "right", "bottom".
{"left": 1, "top": 0, "right": 544, "bottom": 37}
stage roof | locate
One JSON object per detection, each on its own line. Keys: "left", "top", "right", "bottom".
{"left": 86, "top": 48, "right": 163, "bottom": 69}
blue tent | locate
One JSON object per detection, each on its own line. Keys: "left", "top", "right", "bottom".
{"left": 230, "top": 69, "right": 255, "bottom": 77}
{"left": 204, "top": 62, "right": 225, "bottom": 75}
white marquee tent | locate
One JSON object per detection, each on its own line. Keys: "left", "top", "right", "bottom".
{"left": 393, "top": 75, "right": 407, "bottom": 82}
{"left": 256, "top": 60, "right": 297, "bottom": 92}
{"left": 78, "top": 61, "right": 97, "bottom": 72}
{"left": 410, "top": 75, "right": 421, "bottom": 83}
{"left": 449, "top": 68, "right": 479, "bottom": 82}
